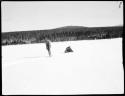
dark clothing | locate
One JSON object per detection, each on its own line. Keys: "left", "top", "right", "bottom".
{"left": 46, "top": 41, "right": 51, "bottom": 50}
{"left": 45, "top": 39, "right": 51, "bottom": 56}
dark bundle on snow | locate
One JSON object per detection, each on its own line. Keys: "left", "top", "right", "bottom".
{"left": 65, "top": 46, "right": 73, "bottom": 53}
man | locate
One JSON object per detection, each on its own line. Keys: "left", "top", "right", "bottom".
{"left": 44, "top": 38, "right": 51, "bottom": 57}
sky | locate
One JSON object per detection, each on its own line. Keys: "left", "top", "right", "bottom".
{"left": 1, "top": 1, "right": 123, "bottom": 32}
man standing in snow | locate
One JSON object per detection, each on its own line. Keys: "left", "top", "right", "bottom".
{"left": 44, "top": 38, "right": 51, "bottom": 57}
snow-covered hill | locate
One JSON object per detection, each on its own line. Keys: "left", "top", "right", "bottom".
{"left": 2, "top": 38, "right": 124, "bottom": 94}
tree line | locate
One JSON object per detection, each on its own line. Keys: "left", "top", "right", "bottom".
{"left": 2, "top": 26, "right": 123, "bottom": 46}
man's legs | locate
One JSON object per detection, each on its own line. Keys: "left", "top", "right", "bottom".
{"left": 47, "top": 48, "right": 51, "bottom": 57}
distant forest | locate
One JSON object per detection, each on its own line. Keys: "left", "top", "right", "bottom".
{"left": 2, "top": 26, "right": 123, "bottom": 46}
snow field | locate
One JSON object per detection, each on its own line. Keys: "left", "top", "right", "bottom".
{"left": 2, "top": 38, "right": 124, "bottom": 94}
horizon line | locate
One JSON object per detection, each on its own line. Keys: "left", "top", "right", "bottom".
{"left": 2, "top": 25, "right": 123, "bottom": 33}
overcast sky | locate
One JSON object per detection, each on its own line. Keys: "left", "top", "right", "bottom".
{"left": 2, "top": 1, "right": 123, "bottom": 32}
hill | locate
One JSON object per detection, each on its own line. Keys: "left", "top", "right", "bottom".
{"left": 2, "top": 25, "right": 123, "bottom": 46}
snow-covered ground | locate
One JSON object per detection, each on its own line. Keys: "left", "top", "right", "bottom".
{"left": 2, "top": 38, "right": 124, "bottom": 95}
